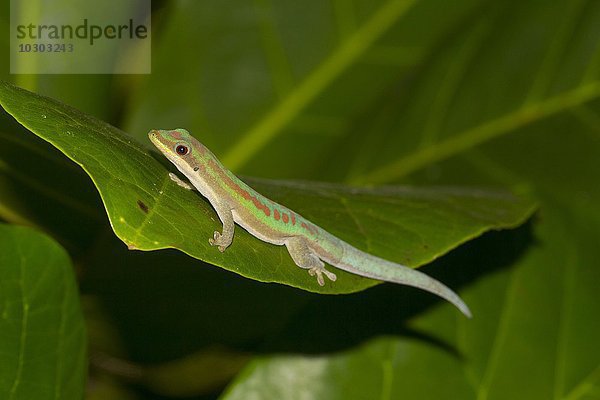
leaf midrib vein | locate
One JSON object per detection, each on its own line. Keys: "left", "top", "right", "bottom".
{"left": 476, "top": 267, "right": 520, "bottom": 400}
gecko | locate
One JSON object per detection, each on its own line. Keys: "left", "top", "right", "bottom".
{"left": 149, "top": 129, "right": 471, "bottom": 317}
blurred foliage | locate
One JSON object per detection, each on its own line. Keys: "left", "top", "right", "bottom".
{"left": 0, "top": 224, "right": 86, "bottom": 400}
{"left": 0, "top": 0, "right": 599, "bottom": 399}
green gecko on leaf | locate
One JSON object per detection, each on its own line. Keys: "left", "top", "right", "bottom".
{"left": 149, "top": 129, "right": 472, "bottom": 318}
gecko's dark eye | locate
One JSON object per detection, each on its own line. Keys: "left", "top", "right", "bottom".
{"left": 175, "top": 145, "right": 189, "bottom": 155}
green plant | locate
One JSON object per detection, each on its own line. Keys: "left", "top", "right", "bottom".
{"left": 0, "top": 1, "right": 598, "bottom": 399}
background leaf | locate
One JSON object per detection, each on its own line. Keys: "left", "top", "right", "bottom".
{"left": 0, "top": 224, "right": 86, "bottom": 400}
{"left": 222, "top": 336, "right": 472, "bottom": 400}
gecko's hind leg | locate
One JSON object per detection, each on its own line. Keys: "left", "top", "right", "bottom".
{"left": 285, "top": 237, "right": 336, "bottom": 286}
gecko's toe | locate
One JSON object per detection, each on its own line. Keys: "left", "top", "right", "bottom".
{"left": 316, "top": 273, "right": 325, "bottom": 286}
{"left": 323, "top": 269, "right": 337, "bottom": 282}
{"left": 308, "top": 267, "right": 326, "bottom": 286}
{"left": 307, "top": 266, "right": 336, "bottom": 286}
{"left": 209, "top": 232, "right": 224, "bottom": 248}
{"left": 218, "top": 245, "right": 226, "bottom": 252}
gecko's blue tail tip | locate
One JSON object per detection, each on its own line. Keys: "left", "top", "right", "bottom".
{"left": 457, "top": 301, "right": 472, "bottom": 318}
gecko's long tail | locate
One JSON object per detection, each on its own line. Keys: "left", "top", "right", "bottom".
{"left": 337, "top": 243, "right": 472, "bottom": 318}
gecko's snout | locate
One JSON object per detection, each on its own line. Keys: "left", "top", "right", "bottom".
{"left": 148, "top": 130, "right": 166, "bottom": 145}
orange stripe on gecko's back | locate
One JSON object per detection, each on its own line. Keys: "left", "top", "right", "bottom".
{"left": 206, "top": 158, "right": 317, "bottom": 235}
{"left": 207, "top": 158, "right": 271, "bottom": 217}
{"left": 301, "top": 221, "right": 319, "bottom": 236}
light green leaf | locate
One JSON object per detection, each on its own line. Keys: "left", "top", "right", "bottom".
{"left": 221, "top": 336, "right": 471, "bottom": 400}
{"left": 0, "top": 224, "right": 86, "bottom": 400}
{"left": 0, "top": 81, "right": 534, "bottom": 294}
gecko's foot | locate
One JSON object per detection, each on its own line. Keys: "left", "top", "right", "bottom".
{"left": 209, "top": 231, "right": 229, "bottom": 252}
{"left": 308, "top": 266, "right": 337, "bottom": 286}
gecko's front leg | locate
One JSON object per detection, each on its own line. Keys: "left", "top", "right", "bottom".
{"left": 167, "top": 172, "right": 235, "bottom": 252}
{"left": 209, "top": 203, "right": 235, "bottom": 252}
{"left": 169, "top": 172, "right": 195, "bottom": 190}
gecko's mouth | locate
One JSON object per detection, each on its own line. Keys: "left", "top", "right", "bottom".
{"left": 148, "top": 130, "right": 171, "bottom": 157}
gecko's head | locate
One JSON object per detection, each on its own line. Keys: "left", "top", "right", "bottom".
{"left": 149, "top": 128, "right": 216, "bottom": 178}
{"left": 148, "top": 128, "right": 194, "bottom": 156}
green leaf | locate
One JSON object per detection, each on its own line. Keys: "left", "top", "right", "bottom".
{"left": 221, "top": 336, "right": 471, "bottom": 400}
{"left": 0, "top": 223, "right": 86, "bottom": 400}
{"left": 0, "top": 81, "right": 534, "bottom": 294}
{"left": 322, "top": 2, "right": 600, "bottom": 186}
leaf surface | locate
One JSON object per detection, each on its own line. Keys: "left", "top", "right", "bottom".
{"left": 0, "top": 81, "right": 534, "bottom": 294}
{"left": 0, "top": 224, "right": 86, "bottom": 400}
